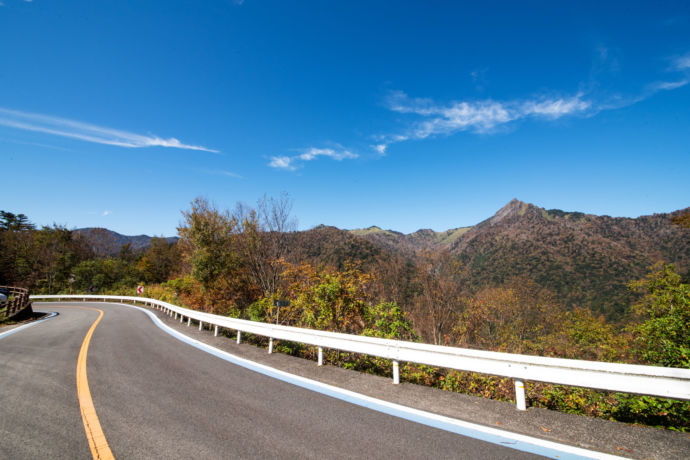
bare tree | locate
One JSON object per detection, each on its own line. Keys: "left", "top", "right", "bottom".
{"left": 411, "top": 250, "right": 464, "bottom": 345}
{"left": 236, "top": 193, "right": 297, "bottom": 297}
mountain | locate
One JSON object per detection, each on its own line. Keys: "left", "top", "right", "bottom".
{"left": 350, "top": 199, "right": 690, "bottom": 318}
{"left": 285, "top": 225, "right": 387, "bottom": 270}
{"left": 348, "top": 225, "right": 472, "bottom": 253}
{"left": 74, "top": 200, "right": 689, "bottom": 319}
{"left": 74, "top": 228, "right": 179, "bottom": 256}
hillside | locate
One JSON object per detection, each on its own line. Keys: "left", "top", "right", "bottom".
{"left": 348, "top": 225, "right": 471, "bottom": 253}
{"left": 74, "top": 228, "right": 178, "bottom": 256}
{"left": 285, "top": 225, "right": 387, "bottom": 271}
{"left": 74, "top": 201, "right": 689, "bottom": 319}
{"left": 351, "top": 199, "right": 690, "bottom": 318}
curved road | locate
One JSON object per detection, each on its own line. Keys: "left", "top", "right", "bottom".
{"left": 0, "top": 302, "right": 547, "bottom": 459}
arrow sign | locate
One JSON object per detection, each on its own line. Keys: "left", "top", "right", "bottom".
{"left": 137, "top": 285, "right": 144, "bottom": 294}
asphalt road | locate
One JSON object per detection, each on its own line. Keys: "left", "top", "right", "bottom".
{"left": 0, "top": 302, "right": 545, "bottom": 459}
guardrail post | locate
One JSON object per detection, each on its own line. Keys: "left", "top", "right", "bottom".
{"left": 214, "top": 325, "right": 218, "bottom": 337}
{"left": 187, "top": 317, "right": 191, "bottom": 327}
{"left": 268, "top": 338, "right": 274, "bottom": 354}
{"left": 180, "top": 315, "right": 184, "bottom": 323}
{"left": 392, "top": 361, "right": 400, "bottom": 385}
{"left": 318, "top": 347, "right": 323, "bottom": 366}
{"left": 174, "top": 312, "right": 177, "bottom": 319}
{"left": 236, "top": 331, "right": 241, "bottom": 344}
{"left": 514, "top": 379, "right": 526, "bottom": 411}
{"left": 199, "top": 321, "right": 203, "bottom": 331}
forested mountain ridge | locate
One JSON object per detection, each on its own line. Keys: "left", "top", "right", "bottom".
{"left": 71, "top": 200, "right": 689, "bottom": 318}
{"left": 349, "top": 225, "right": 473, "bottom": 253}
{"left": 284, "top": 225, "right": 387, "bottom": 271}
{"left": 74, "top": 228, "right": 179, "bottom": 256}
{"left": 351, "top": 199, "right": 690, "bottom": 318}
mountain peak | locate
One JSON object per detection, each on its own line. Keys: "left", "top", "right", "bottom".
{"left": 488, "top": 199, "right": 532, "bottom": 224}
{"left": 506, "top": 198, "right": 528, "bottom": 208}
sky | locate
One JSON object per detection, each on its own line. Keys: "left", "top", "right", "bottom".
{"left": 1, "top": 1, "right": 689, "bottom": 236}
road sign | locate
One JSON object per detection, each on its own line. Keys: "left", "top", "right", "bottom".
{"left": 137, "top": 285, "right": 144, "bottom": 294}
{"left": 89, "top": 286, "right": 95, "bottom": 293}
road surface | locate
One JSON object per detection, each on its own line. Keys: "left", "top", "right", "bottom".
{"left": 1, "top": 302, "right": 546, "bottom": 459}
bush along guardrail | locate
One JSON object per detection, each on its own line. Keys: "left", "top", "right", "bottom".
{"left": 1, "top": 286, "right": 32, "bottom": 320}
{"left": 31, "top": 294, "right": 690, "bottom": 411}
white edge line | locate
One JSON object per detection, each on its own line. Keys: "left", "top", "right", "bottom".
{"left": 36, "top": 301, "right": 626, "bottom": 460}
{"left": 125, "top": 302, "right": 625, "bottom": 460}
{"left": 0, "top": 312, "right": 58, "bottom": 339}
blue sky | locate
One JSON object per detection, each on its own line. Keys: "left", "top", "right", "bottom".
{"left": 1, "top": 1, "right": 689, "bottom": 236}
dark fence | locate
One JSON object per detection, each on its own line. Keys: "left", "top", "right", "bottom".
{"left": 0, "top": 286, "right": 32, "bottom": 320}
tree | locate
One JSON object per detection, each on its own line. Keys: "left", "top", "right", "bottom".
{"left": 177, "top": 198, "right": 259, "bottom": 310}
{"left": 235, "top": 193, "right": 296, "bottom": 297}
{"left": 0, "top": 211, "right": 35, "bottom": 231}
{"left": 137, "top": 238, "right": 180, "bottom": 283}
{"left": 0, "top": 212, "right": 35, "bottom": 286}
{"left": 1, "top": 212, "right": 91, "bottom": 292}
{"left": 545, "top": 307, "right": 628, "bottom": 361}
{"left": 279, "top": 262, "right": 372, "bottom": 333}
{"left": 411, "top": 250, "right": 464, "bottom": 345}
{"left": 630, "top": 263, "right": 690, "bottom": 368}
{"left": 455, "top": 278, "right": 561, "bottom": 353}
{"left": 178, "top": 198, "right": 240, "bottom": 288}
{"left": 30, "top": 226, "right": 93, "bottom": 294}
{"left": 363, "top": 301, "right": 418, "bottom": 341}
{"left": 71, "top": 258, "right": 140, "bottom": 293}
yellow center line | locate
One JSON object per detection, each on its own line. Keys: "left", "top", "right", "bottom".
{"left": 72, "top": 306, "right": 116, "bottom": 460}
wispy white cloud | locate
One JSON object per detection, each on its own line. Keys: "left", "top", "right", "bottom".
{"left": 379, "top": 90, "right": 591, "bottom": 150}
{"left": 672, "top": 53, "right": 690, "bottom": 70}
{"left": 102, "top": 210, "right": 111, "bottom": 216}
{"left": 275, "top": 50, "right": 690, "bottom": 164}
{"left": 269, "top": 147, "right": 358, "bottom": 170}
{"left": 203, "top": 169, "right": 243, "bottom": 179}
{"left": 268, "top": 156, "right": 295, "bottom": 170}
{"left": 376, "top": 50, "right": 690, "bottom": 154}
{"left": 650, "top": 79, "right": 689, "bottom": 91}
{"left": 372, "top": 144, "right": 387, "bottom": 155}
{"left": 0, "top": 107, "right": 218, "bottom": 153}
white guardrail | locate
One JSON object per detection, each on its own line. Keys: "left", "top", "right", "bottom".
{"left": 32, "top": 295, "right": 690, "bottom": 411}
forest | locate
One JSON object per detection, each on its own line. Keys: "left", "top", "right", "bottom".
{"left": 1, "top": 197, "right": 689, "bottom": 431}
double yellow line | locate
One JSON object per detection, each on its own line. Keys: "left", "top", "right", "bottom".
{"left": 74, "top": 307, "right": 115, "bottom": 460}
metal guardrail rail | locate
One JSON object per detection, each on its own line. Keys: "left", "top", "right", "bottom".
{"left": 1, "top": 286, "right": 32, "bottom": 319}
{"left": 32, "top": 294, "right": 690, "bottom": 410}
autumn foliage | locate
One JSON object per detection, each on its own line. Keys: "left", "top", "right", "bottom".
{"left": 2, "top": 201, "right": 688, "bottom": 430}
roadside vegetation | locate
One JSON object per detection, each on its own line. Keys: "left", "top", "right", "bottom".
{"left": 1, "top": 202, "right": 688, "bottom": 430}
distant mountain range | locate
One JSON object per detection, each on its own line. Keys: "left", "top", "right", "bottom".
{"left": 75, "top": 200, "right": 689, "bottom": 318}
{"left": 74, "top": 228, "right": 178, "bottom": 256}
{"left": 348, "top": 199, "right": 690, "bottom": 318}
